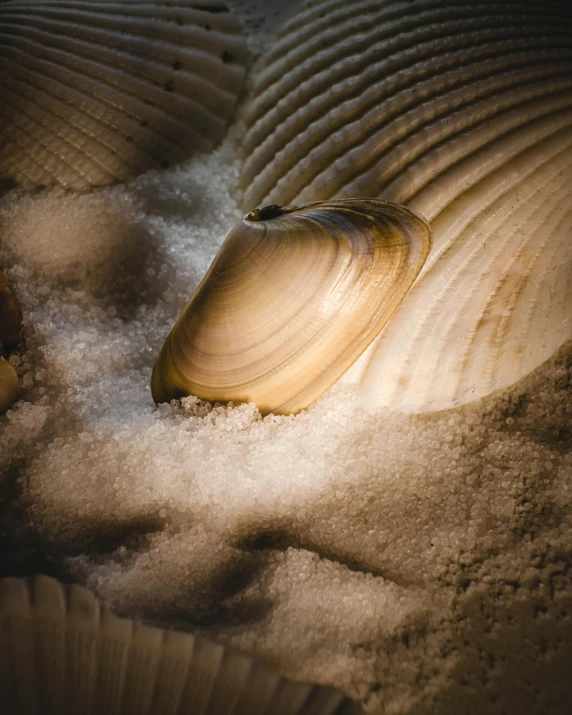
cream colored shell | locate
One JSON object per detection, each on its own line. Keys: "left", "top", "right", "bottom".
{"left": 241, "top": 0, "right": 572, "bottom": 412}
{"left": 151, "top": 199, "right": 432, "bottom": 414}
{"left": 0, "top": 0, "right": 247, "bottom": 190}
{"left": 0, "top": 574, "right": 364, "bottom": 714}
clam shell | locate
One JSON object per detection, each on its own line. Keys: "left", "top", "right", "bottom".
{"left": 0, "top": 0, "right": 247, "bottom": 190}
{"left": 0, "top": 356, "right": 20, "bottom": 412}
{"left": 0, "top": 272, "right": 22, "bottom": 350}
{"left": 151, "top": 199, "right": 432, "bottom": 414}
{"left": 0, "top": 575, "right": 364, "bottom": 714}
{"left": 241, "top": 0, "right": 572, "bottom": 412}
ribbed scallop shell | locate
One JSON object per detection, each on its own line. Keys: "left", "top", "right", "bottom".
{"left": 0, "top": 575, "right": 363, "bottom": 714}
{"left": 151, "top": 199, "right": 431, "bottom": 414}
{"left": 0, "top": 0, "right": 247, "bottom": 190}
{"left": 241, "top": 0, "right": 572, "bottom": 412}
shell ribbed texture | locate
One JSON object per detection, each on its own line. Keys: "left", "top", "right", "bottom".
{"left": 0, "top": 0, "right": 247, "bottom": 190}
{"left": 241, "top": 0, "right": 572, "bottom": 412}
{"left": 0, "top": 575, "right": 363, "bottom": 715}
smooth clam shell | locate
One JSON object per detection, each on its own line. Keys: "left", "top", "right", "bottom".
{"left": 151, "top": 199, "right": 431, "bottom": 414}
{"left": 0, "top": 575, "right": 364, "bottom": 714}
{"left": 0, "top": 0, "right": 247, "bottom": 190}
{"left": 241, "top": 0, "right": 572, "bottom": 413}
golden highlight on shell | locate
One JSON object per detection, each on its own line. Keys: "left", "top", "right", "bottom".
{"left": 151, "top": 198, "right": 432, "bottom": 414}
{"left": 0, "top": 0, "right": 247, "bottom": 190}
{"left": 242, "top": 0, "right": 572, "bottom": 413}
{"left": 0, "top": 575, "right": 364, "bottom": 715}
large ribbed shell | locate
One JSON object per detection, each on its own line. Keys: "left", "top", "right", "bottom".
{"left": 241, "top": 0, "right": 572, "bottom": 413}
{"left": 151, "top": 199, "right": 431, "bottom": 414}
{"left": 0, "top": 575, "right": 363, "bottom": 714}
{"left": 0, "top": 0, "right": 247, "bottom": 190}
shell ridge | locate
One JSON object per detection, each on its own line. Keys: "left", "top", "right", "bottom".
{"left": 245, "top": 49, "right": 572, "bottom": 204}
{"left": 477, "top": 183, "right": 572, "bottom": 381}
{"left": 295, "top": 78, "right": 572, "bottom": 207}
{"left": 418, "top": 154, "right": 572, "bottom": 402}
{"left": 403, "top": 109, "right": 572, "bottom": 224}
{"left": 0, "top": 0, "right": 246, "bottom": 188}
{"left": 244, "top": 39, "right": 572, "bottom": 185}
{"left": 345, "top": 96, "right": 572, "bottom": 213}
{"left": 0, "top": 4, "right": 242, "bottom": 38}
{"left": 508, "top": 199, "right": 572, "bottom": 384}
{"left": 245, "top": 11, "right": 547, "bottom": 142}
{"left": 244, "top": 48, "right": 572, "bottom": 202}
{"left": 1, "top": 55, "right": 169, "bottom": 174}
{"left": 0, "top": 34, "right": 216, "bottom": 150}
{"left": 0, "top": 94, "right": 92, "bottom": 188}
{"left": 1, "top": 71, "right": 131, "bottom": 184}
{"left": 0, "top": 43, "right": 220, "bottom": 168}
{"left": 359, "top": 130, "right": 572, "bottom": 410}
{"left": 252, "top": 2, "right": 540, "bottom": 103}
{"left": 0, "top": 12, "right": 245, "bottom": 101}
{"left": 0, "top": 24, "right": 237, "bottom": 124}
{"left": 0, "top": 37, "right": 211, "bottom": 153}
{"left": 248, "top": 6, "right": 565, "bottom": 128}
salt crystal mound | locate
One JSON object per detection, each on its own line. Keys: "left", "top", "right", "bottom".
{"left": 0, "top": 575, "right": 363, "bottom": 715}
{"left": 0, "top": 0, "right": 247, "bottom": 191}
{"left": 0, "top": 151, "right": 571, "bottom": 714}
{"left": 241, "top": 0, "right": 572, "bottom": 413}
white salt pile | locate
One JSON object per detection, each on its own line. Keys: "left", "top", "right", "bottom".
{"left": 1, "top": 3, "right": 571, "bottom": 714}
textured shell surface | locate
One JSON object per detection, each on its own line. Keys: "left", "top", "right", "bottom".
{"left": 241, "top": 0, "right": 572, "bottom": 413}
{"left": 0, "top": 0, "right": 247, "bottom": 190}
{"left": 151, "top": 199, "right": 431, "bottom": 414}
{"left": 0, "top": 574, "right": 364, "bottom": 715}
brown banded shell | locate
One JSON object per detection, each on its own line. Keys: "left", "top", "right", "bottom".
{"left": 241, "top": 0, "right": 572, "bottom": 413}
{"left": 0, "top": 0, "right": 247, "bottom": 190}
{"left": 151, "top": 199, "right": 431, "bottom": 414}
{"left": 0, "top": 574, "right": 364, "bottom": 714}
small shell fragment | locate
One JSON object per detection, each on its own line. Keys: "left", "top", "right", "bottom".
{"left": 151, "top": 199, "right": 431, "bottom": 414}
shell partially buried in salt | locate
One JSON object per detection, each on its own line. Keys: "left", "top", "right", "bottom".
{"left": 241, "top": 0, "right": 572, "bottom": 413}
{"left": 151, "top": 199, "right": 432, "bottom": 414}
{"left": 0, "top": 0, "right": 247, "bottom": 190}
{"left": 0, "top": 574, "right": 364, "bottom": 714}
